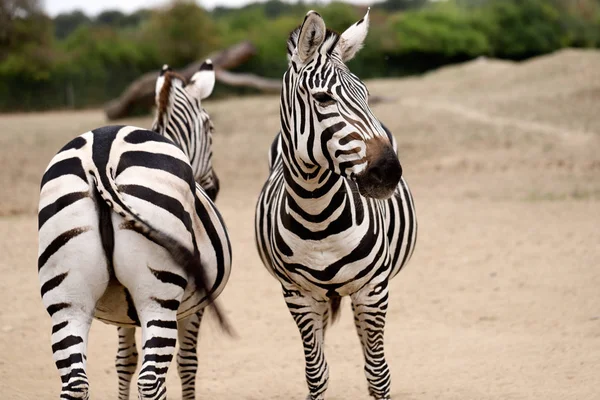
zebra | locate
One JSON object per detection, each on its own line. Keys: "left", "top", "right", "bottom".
{"left": 114, "top": 62, "right": 224, "bottom": 400}
{"left": 255, "top": 10, "right": 417, "bottom": 400}
{"left": 38, "top": 60, "right": 232, "bottom": 400}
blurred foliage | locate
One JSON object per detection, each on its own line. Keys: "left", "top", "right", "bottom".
{"left": 1, "top": 0, "right": 599, "bottom": 111}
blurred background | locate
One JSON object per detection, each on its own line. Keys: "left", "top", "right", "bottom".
{"left": 2, "top": 0, "right": 600, "bottom": 112}
{"left": 1, "top": 1, "right": 599, "bottom": 399}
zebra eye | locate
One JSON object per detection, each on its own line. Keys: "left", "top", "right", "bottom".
{"left": 313, "top": 92, "right": 335, "bottom": 106}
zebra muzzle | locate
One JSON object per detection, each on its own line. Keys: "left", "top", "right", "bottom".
{"left": 355, "top": 144, "right": 401, "bottom": 200}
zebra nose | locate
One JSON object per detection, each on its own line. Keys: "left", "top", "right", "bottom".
{"left": 367, "top": 165, "right": 384, "bottom": 184}
{"left": 367, "top": 147, "right": 402, "bottom": 185}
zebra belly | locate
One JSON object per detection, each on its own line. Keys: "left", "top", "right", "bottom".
{"left": 279, "top": 251, "right": 392, "bottom": 298}
{"left": 94, "top": 281, "right": 204, "bottom": 327}
{"left": 94, "top": 280, "right": 139, "bottom": 326}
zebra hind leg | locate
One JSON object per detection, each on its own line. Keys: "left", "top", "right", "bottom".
{"left": 115, "top": 327, "right": 138, "bottom": 400}
{"left": 282, "top": 286, "right": 330, "bottom": 400}
{"left": 39, "top": 230, "right": 109, "bottom": 399}
{"left": 350, "top": 281, "right": 392, "bottom": 400}
{"left": 177, "top": 309, "right": 204, "bottom": 400}
{"left": 133, "top": 302, "right": 181, "bottom": 400}
{"left": 47, "top": 305, "right": 95, "bottom": 399}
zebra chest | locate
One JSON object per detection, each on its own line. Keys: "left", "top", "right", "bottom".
{"left": 276, "top": 231, "right": 389, "bottom": 295}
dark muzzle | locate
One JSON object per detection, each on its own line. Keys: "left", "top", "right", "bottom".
{"left": 356, "top": 144, "right": 402, "bottom": 200}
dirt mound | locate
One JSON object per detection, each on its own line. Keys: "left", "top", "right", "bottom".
{"left": 369, "top": 48, "right": 600, "bottom": 135}
{"left": 423, "top": 56, "right": 515, "bottom": 85}
{"left": 420, "top": 48, "right": 600, "bottom": 99}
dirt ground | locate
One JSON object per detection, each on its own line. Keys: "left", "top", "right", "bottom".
{"left": 0, "top": 49, "right": 599, "bottom": 399}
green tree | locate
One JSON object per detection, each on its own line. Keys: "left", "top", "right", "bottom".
{"left": 479, "top": 0, "right": 566, "bottom": 59}
{"left": 141, "top": 0, "right": 219, "bottom": 67}
{"left": 0, "top": 0, "right": 55, "bottom": 79}
{"left": 95, "top": 10, "right": 127, "bottom": 27}
{"left": 390, "top": 4, "right": 491, "bottom": 57}
{"left": 319, "top": 2, "right": 361, "bottom": 33}
{"left": 53, "top": 11, "right": 90, "bottom": 39}
{"left": 379, "top": 0, "right": 430, "bottom": 12}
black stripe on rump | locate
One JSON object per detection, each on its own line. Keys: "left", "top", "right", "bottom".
{"left": 115, "top": 151, "right": 195, "bottom": 193}
{"left": 52, "top": 334, "right": 83, "bottom": 353}
{"left": 124, "top": 129, "right": 174, "bottom": 145}
{"left": 119, "top": 184, "right": 193, "bottom": 239}
{"left": 38, "top": 227, "right": 90, "bottom": 271}
{"left": 91, "top": 126, "right": 129, "bottom": 212}
{"left": 151, "top": 297, "right": 180, "bottom": 311}
{"left": 192, "top": 191, "right": 228, "bottom": 295}
{"left": 39, "top": 191, "right": 89, "bottom": 230}
{"left": 148, "top": 266, "right": 187, "bottom": 290}
{"left": 40, "top": 272, "right": 69, "bottom": 297}
{"left": 40, "top": 158, "right": 87, "bottom": 189}
{"left": 58, "top": 136, "right": 87, "bottom": 153}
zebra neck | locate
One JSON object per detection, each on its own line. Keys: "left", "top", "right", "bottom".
{"left": 281, "top": 164, "right": 365, "bottom": 232}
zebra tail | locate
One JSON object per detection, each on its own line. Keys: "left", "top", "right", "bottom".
{"left": 89, "top": 167, "right": 234, "bottom": 335}
{"left": 330, "top": 295, "right": 342, "bottom": 324}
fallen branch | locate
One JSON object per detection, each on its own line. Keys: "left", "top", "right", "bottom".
{"left": 104, "top": 41, "right": 257, "bottom": 120}
{"left": 215, "top": 69, "right": 281, "bottom": 93}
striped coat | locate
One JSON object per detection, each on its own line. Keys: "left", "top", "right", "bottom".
{"left": 38, "top": 62, "right": 231, "bottom": 400}
{"left": 255, "top": 10, "right": 417, "bottom": 400}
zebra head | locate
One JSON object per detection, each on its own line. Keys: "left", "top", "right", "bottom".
{"left": 282, "top": 9, "right": 402, "bottom": 200}
{"left": 152, "top": 61, "right": 220, "bottom": 201}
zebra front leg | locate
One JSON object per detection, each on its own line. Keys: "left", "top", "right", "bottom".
{"left": 283, "top": 286, "right": 330, "bottom": 400}
{"left": 116, "top": 327, "right": 138, "bottom": 400}
{"left": 350, "top": 281, "right": 391, "bottom": 400}
{"left": 177, "top": 309, "right": 204, "bottom": 400}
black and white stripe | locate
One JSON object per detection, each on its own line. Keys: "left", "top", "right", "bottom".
{"left": 38, "top": 61, "right": 231, "bottom": 400}
{"left": 255, "top": 10, "right": 417, "bottom": 400}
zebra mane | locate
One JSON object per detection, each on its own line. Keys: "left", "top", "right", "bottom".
{"left": 287, "top": 26, "right": 341, "bottom": 63}
{"left": 153, "top": 70, "right": 187, "bottom": 133}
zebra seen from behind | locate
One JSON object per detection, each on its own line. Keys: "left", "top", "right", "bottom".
{"left": 255, "top": 10, "right": 417, "bottom": 400}
{"left": 114, "top": 61, "right": 225, "bottom": 400}
{"left": 38, "top": 60, "right": 232, "bottom": 400}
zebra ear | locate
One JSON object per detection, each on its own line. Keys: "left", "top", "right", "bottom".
{"left": 295, "top": 10, "right": 326, "bottom": 63}
{"left": 187, "top": 60, "right": 215, "bottom": 100}
{"left": 338, "top": 8, "right": 370, "bottom": 62}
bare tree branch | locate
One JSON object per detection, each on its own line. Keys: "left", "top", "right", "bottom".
{"left": 215, "top": 69, "right": 281, "bottom": 93}
{"left": 104, "top": 41, "right": 257, "bottom": 120}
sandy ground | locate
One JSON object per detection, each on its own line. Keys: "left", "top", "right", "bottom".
{"left": 0, "top": 49, "right": 599, "bottom": 399}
